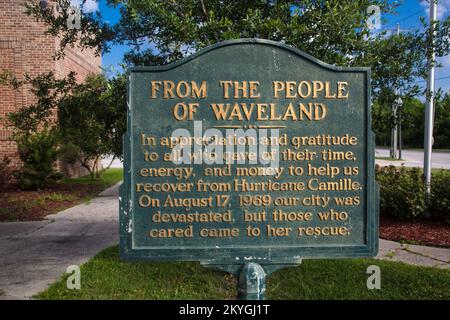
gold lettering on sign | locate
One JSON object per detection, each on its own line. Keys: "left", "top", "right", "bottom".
{"left": 140, "top": 73, "right": 361, "bottom": 244}
{"left": 272, "top": 80, "right": 350, "bottom": 99}
{"left": 150, "top": 80, "right": 207, "bottom": 99}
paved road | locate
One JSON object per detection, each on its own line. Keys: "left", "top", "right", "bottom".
{"left": 376, "top": 148, "right": 450, "bottom": 169}
{"left": 0, "top": 183, "right": 120, "bottom": 299}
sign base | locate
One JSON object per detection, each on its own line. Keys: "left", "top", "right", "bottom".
{"left": 201, "top": 261, "right": 301, "bottom": 300}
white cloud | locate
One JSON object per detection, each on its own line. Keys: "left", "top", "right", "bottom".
{"left": 419, "top": 0, "right": 450, "bottom": 20}
{"left": 71, "top": 0, "right": 99, "bottom": 13}
{"left": 83, "top": 0, "right": 99, "bottom": 13}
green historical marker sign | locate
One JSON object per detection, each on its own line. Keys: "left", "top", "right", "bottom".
{"left": 120, "top": 39, "right": 378, "bottom": 299}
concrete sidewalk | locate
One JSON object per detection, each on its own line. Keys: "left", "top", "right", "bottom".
{"left": 376, "top": 240, "right": 450, "bottom": 269}
{"left": 0, "top": 183, "right": 120, "bottom": 300}
{"left": 0, "top": 182, "right": 449, "bottom": 299}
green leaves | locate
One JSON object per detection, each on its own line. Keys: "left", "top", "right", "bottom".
{"left": 23, "top": 1, "right": 449, "bottom": 74}
{"left": 22, "top": 0, "right": 449, "bottom": 103}
{"left": 58, "top": 73, "right": 126, "bottom": 178}
{"left": 376, "top": 165, "right": 427, "bottom": 219}
{"left": 375, "top": 164, "right": 450, "bottom": 224}
{"left": 15, "top": 127, "right": 63, "bottom": 190}
{"left": 24, "top": 0, "right": 114, "bottom": 58}
{"left": 5, "top": 72, "right": 77, "bottom": 136}
{"left": 4, "top": 70, "right": 127, "bottom": 182}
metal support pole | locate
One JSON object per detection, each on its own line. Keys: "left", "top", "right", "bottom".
{"left": 390, "top": 24, "right": 401, "bottom": 160}
{"left": 424, "top": 0, "right": 437, "bottom": 194}
{"left": 395, "top": 97, "right": 403, "bottom": 160}
{"left": 398, "top": 116, "right": 402, "bottom": 160}
{"left": 238, "top": 262, "right": 266, "bottom": 300}
{"left": 392, "top": 106, "right": 398, "bottom": 159}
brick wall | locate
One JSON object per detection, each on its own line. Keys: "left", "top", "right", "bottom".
{"left": 56, "top": 46, "right": 101, "bottom": 81}
{"left": 0, "top": 0, "right": 101, "bottom": 175}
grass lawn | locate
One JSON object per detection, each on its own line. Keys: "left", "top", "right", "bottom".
{"left": 0, "top": 168, "right": 123, "bottom": 221}
{"left": 376, "top": 146, "right": 450, "bottom": 153}
{"left": 61, "top": 168, "right": 123, "bottom": 189}
{"left": 375, "top": 156, "right": 404, "bottom": 161}
{"left": 36, "top": 246, "right": 450, "bottom": 300}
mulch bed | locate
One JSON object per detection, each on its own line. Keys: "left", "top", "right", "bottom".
{"left": 0, "top": 183, "right": 104, "bottom": 222}
{"left": 380, "top": 215, "right": 450, "bottom": 248}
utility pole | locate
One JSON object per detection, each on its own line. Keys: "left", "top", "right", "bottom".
{"left": 424, "top": 0, "right": 437, "bottom": 195}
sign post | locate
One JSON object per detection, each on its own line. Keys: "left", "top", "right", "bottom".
{"left": 120, "top": 39, "right": 379, "bottom": 300}
{"left": 238, "top": 262, "right": 266, "bottom": 300}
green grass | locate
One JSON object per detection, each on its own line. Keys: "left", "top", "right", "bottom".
{"left": 267, "top": 259, "right": 450, "bottom": 300}
{"left": 376, "top": 146, "right": 450, "bottom": 153}
{"left": 42, "top": 193, "right": 78, "bottom": 202}
{"left": 62, "top": 168, "right": 123, "bottom": 189}
{"left": 36, "top": 246, "right": 236, "bottom": 300}
{"left": 406, "top": 148, "right": 450, "bottom": 153}
{"left": 376, "top": 156, "right": 403, "bottom": 161}
{"left": 431, "top": 149, "right": 450, "bottom": 153}
{"left": 31, "top": 193, "right": 79, "bottom": 207}
{"left": 36, "top": 246, "right": 450, "bottom": 300}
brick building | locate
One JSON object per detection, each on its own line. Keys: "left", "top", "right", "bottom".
{"left": 0, "top": 0, "right": 101, "bottom": 175}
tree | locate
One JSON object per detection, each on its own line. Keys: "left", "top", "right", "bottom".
{"left": 362, "top": 14, "right": 449, "bottom": 154}
{"left": 400, "top": 98, "right": 423, "bottom": 148}
{"left": 368, "top": 31, "right": 421, "bottom": 157}
{"left": 0, "top": 71, "right": 75, "bottom": 189}
{"left": 372, "top": 101, "right": 391, "bottom": 146}
{"left": 22, "top": 0, "right": 450, "bottom": 146}
{"left": 24, "top": 0, "right": 398, "bottom": 68}
{"left": 58, "top": 74, "right": 126, "bottom": 178}
{"left": 434, "top": 93, "right": 450, "bottom": 149}
{"left": 100, "top": 73, "right": 127, "bottom": 159}
{"left": 374, "top": 95, "right": 450, "bottom": 150}
{"left": 1, "top": 71, "right": 77, "bottom": 135}
{"left": 1, "top": 70, "right": 126, "bottom": 181}
{"left": 26, "top": 1, "right": 449, "bottom": 70}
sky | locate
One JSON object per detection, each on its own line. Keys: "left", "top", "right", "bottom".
{"left": 380, "top": 0, "right": 450, "bottom": 94}
{"left": 83, "top": 0, "right": 449, "bottom": 93}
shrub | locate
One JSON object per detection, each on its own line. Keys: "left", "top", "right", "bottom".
{"left": 429, "top": 170, "right": 450, "bottom": 224}
{"left": 0, "top": 156, "right": 14, "bottom": 190}
{"left": 375, "top": 165, "right": 426, "bottom": 219}
{"left": 59, "top": 142, "right": 80, "bottom": 165}
{"left": 15, "top": 128, "right": 63, "bottom": 190}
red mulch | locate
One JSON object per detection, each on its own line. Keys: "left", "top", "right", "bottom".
{"left": 380, "top": 215, "right": 450, "bottom": 248}
{"left": 0, "top": 183, "right": 103, "bottom": 222}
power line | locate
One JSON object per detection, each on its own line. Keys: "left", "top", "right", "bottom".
{"left": 382, "top": 9, "right": 424, "bottom": 30}
{"left": 411, "top": 75, "right": 450, "bottom": 84}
